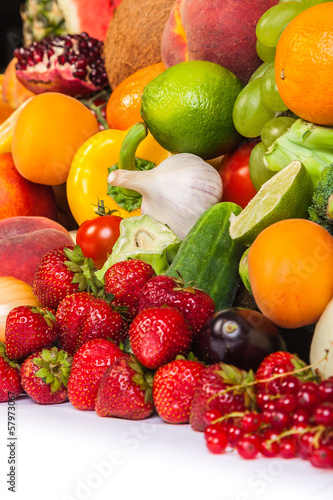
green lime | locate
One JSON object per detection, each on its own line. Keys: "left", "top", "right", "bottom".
{"left": 140, "top": 61, "right": 243, "bottom": 160}
{"left": 229, "top": 161, "right": 313, "bottom": 245}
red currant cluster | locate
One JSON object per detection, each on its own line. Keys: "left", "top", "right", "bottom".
{"left": 204, "top": 375, "right": 333, "bottom": 468}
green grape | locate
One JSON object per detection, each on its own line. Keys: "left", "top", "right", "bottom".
{"left": 249, "top": 61, "right": 273, "bottom": 83}
{"left": 261, "top": 116, "right": 297, "bottom": 148}
{"left": 256, "top": 2, "right": 307, "bottom": 48}
{"left": 256, "top": 39, "right": 276, "bottom": 63}
{"left": 301, "top": 0, "right": 332, "bottom": 6}
{"left": 232, "top": 78, "right": 275, "bottom": 138}
{"left": 249, "top": 142, "right": 276, "bottom": 191}
{"left": 260, "top": 66, "right": 288, "bottom": 112}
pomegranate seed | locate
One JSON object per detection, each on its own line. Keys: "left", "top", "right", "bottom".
{"left": 73, "top": 68, "right": 87, "bottom": 79}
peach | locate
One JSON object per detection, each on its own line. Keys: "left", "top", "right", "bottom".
{"left": 161, "top": 0, "right": 278, "bottom": 85}
{"left": 2, "top": 58, "right": 36, "bottom": 109}
{"left": 0, "top": 153, "right": 58, "bottom": 221}
{"left": 0, "top": 216, "right": 74, "bottom": 286}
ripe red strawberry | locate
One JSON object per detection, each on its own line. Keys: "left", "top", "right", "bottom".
{"left": 189, "top": 362, "right": 256, "bottom": 432}
{"left": 129, "top": 306, "right": 194, "bottom": 370}
{"left": 32, "top": 244, "right": 103, "bottom": 309}
{"left": 20, "top": 346, "right": 72, "bottom": 404}
{"left": 0, "top": 342, "right": 23, "bottom": 402}
{"left": 5, "top": 305, "right": 58, "bottom": 361}
{"left": 95, "top": 354, "right": 154, "bottom": 420}
{"left": 255, "top": 351, "right": 317, "bottom": 396}
{"left": 103, "top": 259, "right": 156, "bottom": 320}
{"left": 67, "top": 338, "right": 126, "bottom": 411}
{"left": 153, "top": 358, "right": 205, "bottom": 424}
{"left": 56, "top": 291, "right": 128, "bottom": 355}
{"left": 138, "top": 275, "right": 215, "bottom": 332}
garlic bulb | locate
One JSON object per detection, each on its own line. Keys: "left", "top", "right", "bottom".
{"left": 107, "top": 153, "right": 223, "bottom": 239}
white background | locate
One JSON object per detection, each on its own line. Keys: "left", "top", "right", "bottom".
{"left": 0, "top": 395, "right": 333, "bottom": 500}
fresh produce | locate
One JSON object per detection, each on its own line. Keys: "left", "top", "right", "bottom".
{"left": 67, "top": 338, "right": 126, "bottom": 411}
{"left": 275, "top": 3, "right": 333, "bottom": 125}
{"left": 104, "top": 259, "right": 156, "bottom": 320}
{"left": 308, "top": 165, "right": 333, "bottom": 235}
{"left": 218, "top": 140, "right": 258, "bottom": 209}
{"left": 20, "top": 346, "right": 72, "bottom": 404}
{"left": 0, "top": 341, "right": 23, "bottom": 402}
{"left": 141, "top": 60, "right": 243, "bottom": 160}
{"left": 138, "top": 275, "right": 215, "bottom": 333}
{"left": 107, "top": 126, "right": 223, "bottom": 239}
{"left": 96, "top": 214, "right": 181, "bottom": 279}
{"left": 56, "top": 291, "right": 128, "bottom": 355}
{"left": 229, "top": 161, "right": 314, "bottom": 246}
{"left": 310, "top": 298, "right": 333, "bottom": 379}
{"left": 129, "top": 306, "right": 193, "bottom": 370}
{"left": 76, "top": 208, "right": 123, "bottom": 269}
{"left": 5, "top": 306, "right": 58, "bottom": 362}
{"left": 189, "top": 362, "right": 255, "bottom": 432}
{"left": 0, "top": 152, "right": 58, "bottom": 220}
{"left": 247, "top": 218, "right": 333, "bottom": 328}
{"left": 166, "top": 202, "right": 245, "bottom": 311}
{"left": 103, "top": 0, "right": 174, "bottom": 89}
{"left": 0, "top": 98, "right": 33, "bottom": 154}
{"left": 12, "top": 92, "right": 100, "bottom": 185}
{"left": 0, "top": 216, "right": 74, "bottom": 286}
{"left": 95, "top": 354, "right": 155, "bottom": 419}
{"left": 193, "top": 308, "right": 286, "bottom": 371}
{"left": 153, "top": 358, "right": 205, "bottom": 424}
{"left": 21, "top": 0, "right": 121, "bottom": 43}
{"left": 106, "top": 62, "right": 166, "bottom": 130}
{"left": 264, "top": 119, "right": 333, "bottom": 187}
{"left": 161, "top": 0, "right": 278, "bottom": 85}
{"left": 1, "top": 58, "right": 35, "bottom": 109}
{"left": 0, "top": 277, "right": 41, "bottom": 342}
{"left": 67, "top": 128, "right": 170, "bottom": 225}
{"left": 14, "top": 33, "right": 108, "bottom": 97}
{"left": 32, "top": 245, "right": 100, "bottom": 309}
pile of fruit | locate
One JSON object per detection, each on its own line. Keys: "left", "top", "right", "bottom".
{"left": 1, "top": 0, "right": 333, "bottom": 471}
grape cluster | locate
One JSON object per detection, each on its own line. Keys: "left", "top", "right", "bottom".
{"left": 204, "top": 374, "right": 333, "bottom": 469}
{"left": 232, "top": 0, "right": 321, "bottom": 139}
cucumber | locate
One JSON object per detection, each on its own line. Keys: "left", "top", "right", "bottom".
{"left": 165, "top": 202, "right": 245, "bottom": 311}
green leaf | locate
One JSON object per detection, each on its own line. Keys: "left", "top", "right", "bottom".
{"left": 35, "top": 367, "right": 49, "bottom": 379}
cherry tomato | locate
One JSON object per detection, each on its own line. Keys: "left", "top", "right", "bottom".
{"left": 76, "top": 215, "right": 123, "bottom": 269}
{"left": 218, "top": 140, "right": 259, "bottom": 209}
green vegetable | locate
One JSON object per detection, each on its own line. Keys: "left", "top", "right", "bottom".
{"left": 308, "top": 165, "right": 333, "bottom": 235}
{"left": 165, "top": 202, "right": 246, "bottom": 311}
{"left": 95, "top": 214, "right": 182, "bottom": 280}
{"left": 264, "top": 119, "right": 333, "bottom": 187}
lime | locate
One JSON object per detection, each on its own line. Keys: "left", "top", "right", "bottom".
{"left": 229, "top": 161, "right": 313, "bottom": 245}
{"left": 140, "top": 60, "right": 243, "bottom": 160}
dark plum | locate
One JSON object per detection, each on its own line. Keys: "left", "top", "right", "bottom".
{"left": 193, "top": 308, "right": 286, "bottom": 371}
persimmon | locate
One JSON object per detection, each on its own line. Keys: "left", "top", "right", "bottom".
{"left": 248, "top": 219, "right": 333, "bottom": 328}
{"left": 12, "top": 93, "right": 99, "bottom": 185}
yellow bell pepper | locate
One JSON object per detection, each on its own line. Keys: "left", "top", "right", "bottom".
{"left": 66, "top": 126, "right": 171, "bottom": 225}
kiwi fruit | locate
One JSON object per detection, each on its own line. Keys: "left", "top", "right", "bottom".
{"left": 103, "top": 0, "right": 174, "bottom": 89}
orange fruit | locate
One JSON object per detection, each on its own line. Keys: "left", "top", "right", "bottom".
{"left": 12, "top": 93, "right": 99, "bottom": 186}
{"left": 275, "top": 3, "right": 333, "bottom": 125}
{"left": 106, "top": 62, "right": 166, "bottom": 130}
{"left": 248, "top": 219, "right": 333, "bottom": 328}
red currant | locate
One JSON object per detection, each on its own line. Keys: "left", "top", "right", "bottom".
{"left": 291, "top": 408, "right": 311, "bottom": 426}
{"left": 236, "top": 434, "right": 261, "bottom": 460}
{"left": 240, "top": 412, "right": 262, "bottom": 433}
{"left": 310, "top": 445, "right": 333, "bottom": 469}
{"left": 279, "top": 436, "right": 298, "bottom": 459}
{"left": 276, "top": 394, "right": 297, "bottom": 414}
{"left": 260, "top": 430, "right": 280, "bottom": 458}
{"left": 313, "top": 402, "right": 333, "bottom": 426}
{"left": 297, "top": 382, "right": 320, "bottom": 411}
{"left": 279, "top": 375, "right": 301, "bottom": 395}
{"left": 205, "top": 408, "right": 222, "bottom": 425}
{"left": 228, "top": 424, "right": 244, "bottom": 447}
{"left": 318, "top": 378, "right": 333, "bottom": 403}
{"left": 298, "top": 430, "right": 317, "bottom": 460}
{"left": 206, "top": 432, "right": 228, "bottom": 454}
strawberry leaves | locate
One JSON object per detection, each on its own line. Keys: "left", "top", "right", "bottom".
{"left": 33, "top": 347, "right": 72, "bottom": 393}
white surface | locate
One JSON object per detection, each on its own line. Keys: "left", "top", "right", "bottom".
{"left": 0, "top": 395, "right": 333, "bottom": 500}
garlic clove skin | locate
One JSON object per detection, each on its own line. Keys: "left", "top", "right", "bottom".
{"left": 107, "top": 153, "right": 223, "bottom": 239}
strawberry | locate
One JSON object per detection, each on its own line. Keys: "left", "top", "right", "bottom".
{"left": 5, "top": 305, "right": 58, "bottom": 361}
{"left": 103, "top": 259, "right": 156, "bottom": 320}
{"left": 67, "top": 338, "right": 126, "bottom": 411}
{"left": 56, "top": 291, "right": 128, "bottom": 355}
{"left": 32, "top": 244, "right": 104, "bottom": 309}
{"left": 95, "top": 354, "right": 154, "bottom": 420}
{"left": 0, "top": 342, "right": 23, "bottom": 402}
{"left": 153, "top": 358, "right": 205, "bottom": 424}
{"left": 129, "top": 306, "right": 194, "bottom": 370}
{"left": 189, "top": 362, "right": 256, "bottom": 432}
{"left": 138, "top": 275, "right": 215, "bottom": 332}
{"left": 20, "top": 346, "right": 72, "bottom": 404}
{"left": 255, "top": 351, "right": 317, "bottom": 397}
